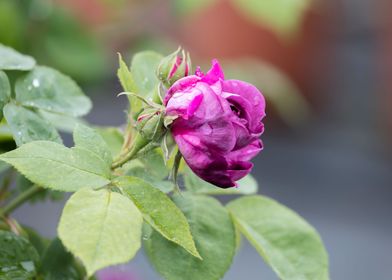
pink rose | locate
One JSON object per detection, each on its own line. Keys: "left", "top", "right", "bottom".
{"left": 164, "top": 60, "right": 265, "bottom": 188}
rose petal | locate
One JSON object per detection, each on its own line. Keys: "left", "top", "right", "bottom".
{"left": 200, "top": 59, "right": 224, "bottom": 84}
{"left": 227, "top": 139, "right": 263, "bottom": 162}
{"left": 222, "top": 79, "right": 265, "bottom": 133}
{"left": 164, "top": 75, "right": 200, "bottom": 105}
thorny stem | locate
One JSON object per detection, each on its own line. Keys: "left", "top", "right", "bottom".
{"left": 0, "top": 185, "right": 43, "bottom": 216}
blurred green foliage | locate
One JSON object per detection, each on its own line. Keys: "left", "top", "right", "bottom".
{"left": 0, "top": 0, "right": 108, "bottom": 84}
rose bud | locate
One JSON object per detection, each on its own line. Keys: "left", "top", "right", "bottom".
{"left": 164, "top": 60, "right": 265, "bottom": 188}
{"left": 157, "top": 47, "right": 191, "bottom": 87}
{"left": 136, "top": 108, "right": 165, "bottom": 142}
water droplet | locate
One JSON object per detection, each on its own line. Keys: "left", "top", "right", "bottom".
{"left": 32, "top": 79, "right": 40, "bottom": 88}
{"left": 143, "top": 77, "right": 148, "bottom": 85}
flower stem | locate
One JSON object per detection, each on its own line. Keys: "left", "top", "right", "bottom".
{"left": 111, "top": 134, "right": 149, "bottom": 170}
{"left": 0, "top": 185, "right": 43, "bottom": 216}
{"left": 0, "top": 169, "right": 14, "bottom": 203}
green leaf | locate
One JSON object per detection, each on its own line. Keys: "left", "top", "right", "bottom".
{"left": 145, "top": 193, "right": 236, "bottom": 280}
{"left": 118, "top": 54, "right": 141, "bottom": 117}
{"left": 131, "top": 51, "right": 162, "bottom": 94}
{"left": 16, "top": 174, "right": 64, "bottom": 203}
{"left": 0, "top": 230, "right": 40, "bottom": 279}
{"left": 231, "top": 0, "right": 310, "bottom": 37}
{"left": 115, "top": 176, "right": 200, "bottom": 258}
{"left": 73, "top": 123, "right": 113, "bottom": 166}
{"left": 139, "top": 148, "right": 169, "bottom": 180}
{"left": 40, "top": 238, "right": 84, "bottom": 280}
{"left": 0, "top": 70, "right": 11, "bottom": 120}
{"left": 125, "top": 165, "right": 174, "bottom": 193}
{"left": 227, "top": 195, "right": 329, "bottom": 280}
{"left": 0, "top": 44, "right": 36, "bottom": 71}
{"left": 184, "top": 166, "right": 258, "bottom": 195}
{"left": 23, "top": 226, "right": 50, "bottom": 256}
{"left": 129, "top": 51, "right": 163, "bottom": 117}
{"left": 96, "top": 127, "right": 124, "bottom": 158}
{"left": 0, "top": 141, "right": 111, "bottom": 192}
{"left": 58, "top": 188, "right": 143, "bottom": 276}
{"left": 0, "top": 120, "right": 14, "bottom": 142}
{"left": 15, "top": 66, "right": 92, "bottom": 117}
{"left": 38, "top": 110, "right": 86, "bottom": 133}
{"left": 3, "top": 103, "right": 62, "bottom": 146}
{"left": 0, "top": 160, "right": 10, "bottom": 174}
{"left": 117, "top": 53, "right": 136, "bottom": 93}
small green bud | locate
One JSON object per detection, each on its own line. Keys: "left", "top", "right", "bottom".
{"left": 136, "top": 108, "right": 166, "bottom": 142}
{"left": 156, "top": 47, "right": 191, "bottom": 87}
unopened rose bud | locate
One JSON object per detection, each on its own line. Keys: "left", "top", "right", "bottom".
{"left": 136, "top": 108, "right": 165, "bottom": 141}
{"left": 157, "top": 47, "right": 191, "bottom": 87}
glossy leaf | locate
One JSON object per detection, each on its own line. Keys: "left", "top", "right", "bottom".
{"left": 145, "top": 193, "right": 236, "bottom": 280}
{"left": 0, "top": 43, "right": 35, "bottom": 70}
{"left": 184, "top": 166, "right": 258, "bottom": 195}
{"left": 227, "top": 195, "right": 329, "bottom": 280}
{"left": 0, "top": 141, "right": 111, "bottom": 192}
{"left": 115, "top": 176, "right": 200, "bottom": 258}
{"left": 40, "top": 238, "right": 84, "bottom": 280}
{"left": 73, "top": 123, "right": 113, "bottom": 166}
{"left": 0, "top": 230, "right": 40, "bottom": 279}
{"left": 231, "top": 0, "right": 310, "bottom": 37}
{"left": 3, "top": 103, "right": 62, "bottom": 146}
{"left": 0, "top": 70, "right": 11, "bottom": 120}
{"left": 58, "top": 188, "right": 143, "bottom": 276}
{"left": 15, "top": 66, "right": 91, "bottom": 117}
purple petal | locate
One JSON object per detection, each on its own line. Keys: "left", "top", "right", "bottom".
{"left": 200, "top": 59, "right": 225, "bottom": 84}
{"left": 226, "top": 161, "right": 253, "bottom": 182}
{"left": 164, "top": 75, "right": 200, "bottom": 105}
{"left": 222, "top": 79, "right": 265, "bottom": 134}
{"left": 172, "top": 116, "right": 236, "bottom": 156}
{"left": 227, "top": 139, "right": 263, "bottom": 162}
